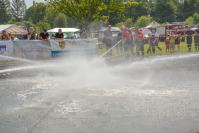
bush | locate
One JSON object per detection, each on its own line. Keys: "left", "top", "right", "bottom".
{"left": 134, "top": 16, "right": 152, "bottom": 28}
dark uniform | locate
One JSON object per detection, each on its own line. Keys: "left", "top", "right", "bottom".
{"left": 55, "top": 32, "right": 64, "bottom": 39}
{"left": 40, "top": 32, "right": 49, "bottom": 40}
{"left": 186, "top": 32, "right": 193, "bottom": 52}
{"left": 103, "top": 28, "right": 113, "bottom": 56}
{"left": 194, "top": 32, "right": 199, "bottom": 51}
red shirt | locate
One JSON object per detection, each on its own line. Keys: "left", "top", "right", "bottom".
{"left": 165, "top": 39, "right": 171, "bottom": 46}
{"left": 122, "top": 30, "right": 131, "bottom": 40}
{"left": 136, "top": 31, "right": 144, "bottom": 41}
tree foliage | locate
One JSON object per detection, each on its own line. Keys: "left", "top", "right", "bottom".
{"left": 11, "top": 0, "right": 26, "bottom": 20}
{"left": 50, "top": 0, "right": 105, "bottom": 29}
{"left": 177, "top": 0, "right": 199, "bottom": 20}
{"left": 125, "top": 1, "right": 149, "bottom": 20}
{"left": 53, "top": 13, "right": 67, "bottom": 27}
{"left": 102, "top": 0, "right": 126, "bottom": 25}
{"left": 34, "top": 21, "right": 51, "bottom": 33}
{"left": 151, "top": 0, "right": 176, "bottom": 23}
{"left": 3, "top": 0, "right": 199, "bottom": 30}
{"left": 25, "top": 3, "right": 47, "bottom": 24}
{"left": 134, "top": 16, "right": 152, "bottom": 28}
{"left": 0, "top": 0, "right": 11, "bottom": 24}
{"left": 45, "top": 8, "right": 58, "bottom": 27}
{"left": 185, "top": 13, "right": 199, "bottom": 25}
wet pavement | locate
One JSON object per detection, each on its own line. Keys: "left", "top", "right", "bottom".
{"left": 0, "top": 54, "right": 199, "bottom": 133}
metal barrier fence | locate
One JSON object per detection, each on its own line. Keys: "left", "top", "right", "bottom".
{"left": 0, "top": 39, "right": 99, "bottom": 60}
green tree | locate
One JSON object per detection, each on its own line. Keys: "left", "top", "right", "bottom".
{"left": 124, "top": 18, "right": 134, "bottom": 28}
{"left": 53, "top": 13, "right": 67, "bottom": 27}
{"left": 102, "top": 0, "right": 126, "bottom": 25}
{"left": 0, "top": 0, "right": 11, "bottom": 24}
{"left": 177, "top": 0, "right": 199, "bottom": 21}
{"left": 11, "top": 0, "right": 26, "bottom": 20}
{"left": 25, "top": 3, "right": 47, "bottom": 24}
{"left": 185, "top": 13, "right": 199, "bottom": 25}
{"left": 193, "top": 13, "right": 199, "bottom": 24}
{"left": 50, "top": 0, "right": 127, "bottom": 29}
{"left": 185, "top": 16, "right": 193, "bottom": 25}
{"left": 151, "top": 0, "right": 176, "bottom": 23}
{"left": 125, "top": 1, "right": 149, "bottom": 21}
{"left": 45, "top": 7, "right": 58, "bottom": 27}
{"left": 50, "top": 0, "right": 105, "bottom": 29}
{"left": 34, "top": 21, "right": 51, "bottom": 33}
{"left": 134, "top": 16, "right": 152, "bottom": 28}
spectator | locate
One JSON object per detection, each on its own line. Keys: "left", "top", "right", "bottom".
{"left": 165, "top": 35, "right": 171, "bottom": 53}
{"left": 39, "top": 29, "right": 49, "bottom": 40}
{"left": 103, "top": 25, "right": 113, "bottom": 56}
{"left": 26, "top": 27, "right": 36, "bottom": 40}
{"left": 55, "top": 29, "right": 65, "bottom": 49}
{"left": 170, "top": 35, "right": 175, "bottom": 53}
{"left": 55, "top": 28, "right": 64, "bottom": 39}
{"left": 1, "top": 30, "right": 11, "bottom": 40}
{"left": 8, "top": 33, "right": 14, "bottom": 40}
{"left": 122, "top": 27, "right": 132, "bottom": 58}
{"left": 116, "top": 30, "right": 123, "bottom": 55}
{"left": 147, "top": 34, "right": 156, "bottom": 54}
{"left": 194, "top": 31, "right": 199, "bottom": 51}
{"left": 80, "top": 28, "right": 88, "bottom": 39}
{"left": 135, "top": 29, "right": 144, "bottom": 56}
{"left": 154, "top": 34, "right": 162, "bottom": 52}
{"left": 174, "top": 34, "right": 181, "bottom": 52}
{"left": 186, "top": 31, "right": 193, "bottom": 52}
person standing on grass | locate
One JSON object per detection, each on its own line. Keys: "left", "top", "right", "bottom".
{"left": 186, "top": 31, "right": 193, "bottom": 52}
{"left": 154, "top": 33, "right": 162, "bottom": 52}
{"left": 194, "top": 31, "right": 199, "bottom": 51}
{"left": 135, "top": 29, "right": 144, "bottom": 56}
{"left": 170, "top": 35, "right": 175, "bottom": 53}
{"left": 122, "top": 27, "right": 132, "bottom": 58}
{"left": 103, "top": 25, "right": 113, "bottom": 56}
{"left": 175, "top": 34, "right": 181, "bottom": 52}
{"left": 165, "top": 35, "right": 171, "bottom": 53}
{"left": 147, "top": 34, "right": 156, "bottom": 54}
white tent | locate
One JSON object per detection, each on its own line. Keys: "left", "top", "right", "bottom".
{"left": 0, "top": 24, "right": 27, "bottom": 35}
{"left": 146, "top": 21, "right": 161, "bottom": 29}
{"left": 47, "top": 28, "right": 80, "bottom": 33}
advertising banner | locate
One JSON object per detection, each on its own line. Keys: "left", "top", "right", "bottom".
{"left": 50, "top": 39, "right": 98, "bottom": 57}
{"left": 0, "top": 41, "right": 14, "bottom": 57}
{"left": 13, "top": 40, "right": 51, "bottom": 60}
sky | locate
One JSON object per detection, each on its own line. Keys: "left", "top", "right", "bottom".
{"left": 25, "top": 0, "right": 45, "bottom": 8}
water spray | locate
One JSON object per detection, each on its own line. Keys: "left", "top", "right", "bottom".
{"left": 101, "top": 40, "right": 122, "bottom": 57}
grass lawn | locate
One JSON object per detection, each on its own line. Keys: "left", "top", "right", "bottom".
{"left": 99, "top": 41, "right": 198, "bottom": 57}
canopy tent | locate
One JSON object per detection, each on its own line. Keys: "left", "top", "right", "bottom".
{"left": 47, "top": 28, "right": 81, "bottom": 39}
{"left": 0, "top": 24, "right": 27, "bottom": 35}
{"left": 47, "top": 28, "right": 80, "bottom": 33}
{"left": 191, "top": 27, "right": 199, "bottom": 31}
{"left": 145, "top": 21, "right": 161, "bottom": 29}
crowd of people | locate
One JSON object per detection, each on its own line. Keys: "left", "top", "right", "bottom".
{"left": 1, "top": 25, "right": 199, "bottom": 57}
{"left": 0, "top": 27, "right": 67, "bottom": 41}
{"left": 102, "top": 25, "right": 199, "bottom": 57}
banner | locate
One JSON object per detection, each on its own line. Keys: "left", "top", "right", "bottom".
{"left": 13, "top": 40, "right": 51, "bottom": 60}
{"left": 50, "top": 39, "right": 98, "bottom": 57}
{"left": 0, "top": 41, "right": 13, "bottom": 57}
{"left": 0, "top": 39, "right": 99, "bottom": 60}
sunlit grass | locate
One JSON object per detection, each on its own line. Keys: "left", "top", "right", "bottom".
{"left": 99, "top": 41, "right": 198, "bottom": 57}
